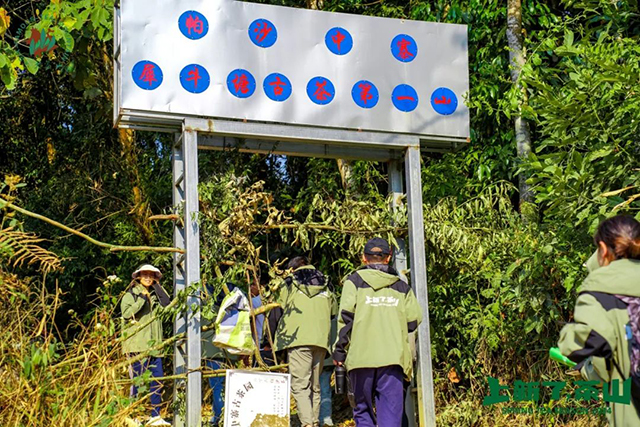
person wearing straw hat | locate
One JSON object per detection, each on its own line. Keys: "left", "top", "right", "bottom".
{"left": 121, "top": 264, "right": 171, "bottom": 427}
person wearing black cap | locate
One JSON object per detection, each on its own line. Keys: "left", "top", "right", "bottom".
{"left": 332, "top": 238, "right": 422, "bottom": 427}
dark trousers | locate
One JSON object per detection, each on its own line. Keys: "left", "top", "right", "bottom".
{"left": 402, "top": 379, "right": 410, "bottom": 427}
{"left": 259, "top": 349, "right": 278, "bottom": 367}
{"left": 130, "top": 357, "right": 163, "bottom": 417}
{"left": 206, "top": 359, "right": 225, "bottom": 423}
{"left": 349, "top": 365, "right": 404, "bottom": 427}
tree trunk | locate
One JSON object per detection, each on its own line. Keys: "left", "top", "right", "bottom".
{"left": 506, "top": 0, "right": 533, "bottom": 206}
{"left": 336, "top": 158, "right": 356, "bottom": 193}
{"left": 118, "top": 128, "right": 153, "bottom": 242}
{"left": 306, "top": 0, "right": 323, "bottom": 9}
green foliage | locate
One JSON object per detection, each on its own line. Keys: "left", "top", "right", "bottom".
{"left": 422, "top": 183, "right": 587, "bottom": 389}
{"left": 0, "top": 0, "right": 114, "bottom": 90}
{"left": 521, "top": 1, "right": 640, "bottom": 230}
{"left": 198, "top": 171, "right": 405, "bottom": 295}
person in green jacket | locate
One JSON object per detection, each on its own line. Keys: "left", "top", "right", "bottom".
{"left": 319, "top": 316, "right": 338, "bottom": 427}
{"left": 559, "top": 215, "right": 640, "bottom": 427}
{"left": 274, "top": 256, "right": 337, "bottom": 427}
{"left": 333, "top": 237, "right": 422, "bottom": 427}
{"left": 121, "top": 264, "right": 171, "bottom": 427}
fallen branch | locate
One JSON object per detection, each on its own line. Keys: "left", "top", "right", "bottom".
{"left": 113, "top": 364, "right": 289, "bottom": 383}
{"left": 0, "top": 197, "right": 184, "bottom": 254}
{"left": 259, "top": 223, "right": 407, "bottom": 234}
{"left": 115, "top": 302, "right": 282, "bottom": 369}
{"left": 148, "top": 214, "right": 180, "bottom": 221}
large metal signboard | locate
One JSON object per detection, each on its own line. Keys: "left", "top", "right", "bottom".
{"left": 115, "top": 0, "right": 469, "bottom": 140}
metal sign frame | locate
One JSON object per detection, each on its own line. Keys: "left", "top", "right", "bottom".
{"left": 168, "top": 117, "right": 436, "bottom": 427}
{"left": 113, "top": 4, "right": 459, "bottom": 427}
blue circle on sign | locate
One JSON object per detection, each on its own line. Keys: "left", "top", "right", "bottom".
{"left": 351, "top": 80, "right": 379, "bottom": 109}
{"left": 391, "top": 34, "right": 418, "bottom": 63}
{"left": 248, "top": 19, "right": 277, "bottom": 48}
{"left": 178, "top": 11, "right": 208, "bottom": 40}
{"left": 263, "top": 73, "right": 292, "bottom": 102}
{"left": 430, "top": 87, "right": 458, "bottom": 115}
{"left": 325, "top": 27, "right": 353, "bottom": 55}
{"left": 179, "top": 64, "right": 210, "bottom": 93}
{"left": 392, "top": 84, "right": 419, "bottom": 112}
{"left": 132, "top": 60, "right": 163, "bottom": 90}
{"left": 306, "top": 77, "right": 335, "bottom": 105}
{"left": 227, "top": 69, "right": 256, "bottom": 98}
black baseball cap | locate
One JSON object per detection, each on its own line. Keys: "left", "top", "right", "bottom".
{"left": 364, "top": 237, "right": 392, "bottom": 256}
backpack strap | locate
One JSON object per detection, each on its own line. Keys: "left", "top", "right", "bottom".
{"left": 611, "top": 357, "right": 626, "bottom": 379}
{"left": 151, "top": 282, "right": 171, "bottom": 307}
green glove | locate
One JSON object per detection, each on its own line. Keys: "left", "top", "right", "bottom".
{"left": 550, "top": 347, "right": 577, "bottom": 368}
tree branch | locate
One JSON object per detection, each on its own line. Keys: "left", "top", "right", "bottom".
{"left": 259, "top": 223, "right": 406, "bottom": 234}
{"left": 0, "top": 197, "right": 184, "bottom": 254}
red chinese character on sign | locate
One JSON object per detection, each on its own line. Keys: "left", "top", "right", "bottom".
{"left": 358, "top": 82, "right": 373, "bottom": 106}
{"left": 185, "top": 14, "right": 204, "bottom": 35}
{"left": 434, "top": 96, "right": 451, "bottom": 105}
{"left": 332, "top": 30, "right": 345, "bottom": 53}
{"left": 397, "top": 95, "right": 415, "bottom": 101}
{"left": 269, "top": 76, "right": 286, "bottom": 96}
{"left": 139, "top": 64, "right": 157, "bottom": 87}
{"left": 397, "top": 38, "right": 415, "bottom": 60}
{"left": 187, "top": 66, "right": 202, "bottom": 88}
{"left": 314, "top": 79, "right": 331, "bottom": 101}
{"left": 232, "top": 73, "right": 250, "bottom": 94}
{"left": 254, "top": 21, "right": 272, "bottom": 43}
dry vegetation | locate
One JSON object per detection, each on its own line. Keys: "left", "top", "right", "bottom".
{"left": 0, "top": 269, "right": 148, "bottom": 426}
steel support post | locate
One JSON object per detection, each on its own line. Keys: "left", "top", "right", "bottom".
{"left": 405, "top": 146, "right": 436, "bottom": 427}
{"left": 389, "top": 160, "right": 416, "bottom": 427}
{"left": 182, "top": 121, "right": 202, "bottom": 426}
{"left": 173, "top": 123, "right": 202, "bottom": 426}
{"left": 172, "top": 132, "right": 187, "bottom": 427}
{"left": 388, "top": 160, "right": 408, "bottom": 279}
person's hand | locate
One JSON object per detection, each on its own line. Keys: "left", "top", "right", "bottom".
{"left": 333, "top": 359, "right": 343, "bottom": 366}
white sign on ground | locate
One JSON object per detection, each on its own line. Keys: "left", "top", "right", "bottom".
{"left": 223, "top": 370, "right": 291, "bottom": 427}
{"left": 116, "top": 0, "right": 469, "bottom": 139}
